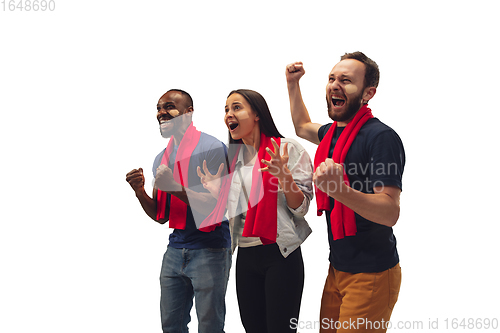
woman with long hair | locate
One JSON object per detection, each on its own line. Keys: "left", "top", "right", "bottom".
{"left": 198, "top": 89, "right": 313, "bottom": 333}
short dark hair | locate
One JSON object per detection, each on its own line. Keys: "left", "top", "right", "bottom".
{"left": 226, "top": 89, "right": 283, "bottom": 162}
{"left": 340, "top": 52, "right": 380, "bottom": 89}
{"left": 167, "top": 89, "right": 193, "bottom": 108}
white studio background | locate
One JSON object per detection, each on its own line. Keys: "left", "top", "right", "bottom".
{"left": 1, "top": 0, "right": 499, "bottom": 332}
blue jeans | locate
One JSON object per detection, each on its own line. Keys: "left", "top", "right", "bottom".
{"left": 160, "top": 246, "right": 232, "bottom": 333}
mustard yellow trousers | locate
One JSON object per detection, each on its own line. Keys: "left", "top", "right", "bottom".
{"left": 319, "top": 263, "right": 401, "bottom": 333}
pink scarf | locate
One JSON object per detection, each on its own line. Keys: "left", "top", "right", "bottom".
{"left": 156, "top": 122, "right": 214, "bottom": 230}
{"left": 314, "top": 105, "right": 373, "bottom": 240}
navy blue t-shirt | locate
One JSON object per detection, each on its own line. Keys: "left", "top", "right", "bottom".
{"left": 152, "top": 132, "right": 231, "bottom": 249}
{"left": 318, "top": 117, "right": 405, "bottom": 273}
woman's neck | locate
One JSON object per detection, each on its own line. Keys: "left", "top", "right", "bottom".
{"left": 241, "top": 128, "right": 260, "bottom": 165}
{"left": 242, "top": 145, "right": 258, "bottom": 165}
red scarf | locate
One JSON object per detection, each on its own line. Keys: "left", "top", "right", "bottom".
{"left": 201, "top": 133, "right": 279, "bottom": 244}
{"left": 156, "top": 122, "right": 210, "bottom": 230}
{"left": 314, "top": 105, "right": 373, "bottom": 240}
{"left": 242, "top": 134, "right": 280, "bottom": 245}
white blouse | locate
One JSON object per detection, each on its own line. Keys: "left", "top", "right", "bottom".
{"left": 226, "top": 138, "right": 314, "bottom": 258}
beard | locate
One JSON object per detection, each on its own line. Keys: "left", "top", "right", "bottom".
{"left": 159, "top": 122, "right": 176, "bottom": 138}
{"left": 327, "top": 91, "right": 363, "bottom": 123}
{"left": 159, "top": 112, "right": 191, "bottom": 138}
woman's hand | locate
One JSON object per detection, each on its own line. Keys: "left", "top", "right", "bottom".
{"left": 260, "top": 138, "right": 290, "bottom": 181}
{"left": 261, "top": 139, "right": 305, "bottom": 210}
{"left": 197, "top": 160, "right": 224, "bottom": 199}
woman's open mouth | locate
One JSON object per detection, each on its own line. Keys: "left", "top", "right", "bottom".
{"left": 228, "top": 122, "right": 239, "bottom": 131}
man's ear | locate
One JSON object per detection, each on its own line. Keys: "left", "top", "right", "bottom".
{"left": 187, "top": 106, "right": 194, "bottom": 114}
{"left": 362, "top": 87, "right": 376, "bottom": 103}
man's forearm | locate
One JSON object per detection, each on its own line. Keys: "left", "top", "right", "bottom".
{"left": 135, "top": 188, "right": 167, "bottom": 224}
{"left": 332, "top": 184, "right": 400, "bottom": 227}
{"left": 287, "top": 82, "right": 321, "bottom": 145}
{"left": 287, "top": 82, "right": 310, "bottom": 135}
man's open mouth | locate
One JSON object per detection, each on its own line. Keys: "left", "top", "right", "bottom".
{"left": 158, "top": 115, "right": 174, "bottom": 124}
{"left": 331, "top": 96, "right": 346, "bottom": 107}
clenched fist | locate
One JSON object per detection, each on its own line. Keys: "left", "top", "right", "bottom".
{"left": 154, "top": 164, "right": 180, "bottom": 192}
{"left": 313, "top": 158, "right": 346, "bottom": 197}
{"left": 126, "top": 168, "right": 145, "bottom": 193}
{"left": 286, "top": 61, "right": 305, "bottom": 84}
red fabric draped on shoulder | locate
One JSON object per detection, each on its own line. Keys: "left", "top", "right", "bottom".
{"left": 156, "top": 122, "right": 204, "bottom": 230}
{"left": 314, "top": 105, "right": 373, "bottom": 240}
{"left": 242, "top": 133, "right": 280, "bottom": 245}
{"left": 201, "top": 133, "right": 280, "bottom": 243}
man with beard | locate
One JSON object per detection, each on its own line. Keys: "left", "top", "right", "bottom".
{"left": 286, "top": 52, "right": 405, "bottom": 332}
{"left": 125, "top": 89, "right": 231, "bottom": 333}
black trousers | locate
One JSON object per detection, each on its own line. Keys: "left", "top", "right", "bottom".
{"left": 236, "top": 243, "right": 304, "bottom": 333}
